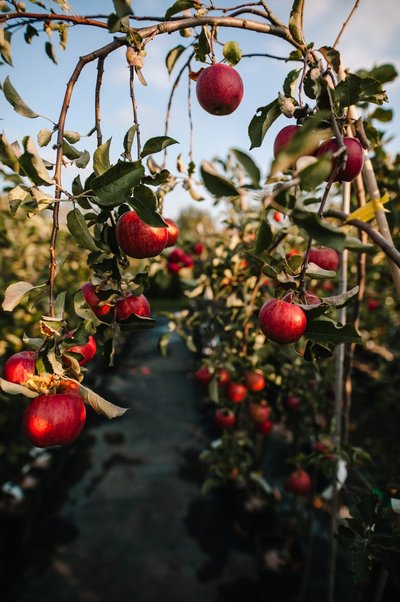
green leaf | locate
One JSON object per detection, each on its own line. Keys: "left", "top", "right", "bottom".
{"left": 38, "top": 128, "right": 53, "bottom": 147}
{"left": 113, "top": 0, "right": 133, "bottom": 16}
{"left": 142, "top": 169, "right": 170, "bottom": 186}
{"left": 0, "top": 378, "right": 39, "bottom": 398}
{"left": 357, "top": 63, "right": 398, "bottom": 84}
{"left": 299, "top": 156, "right": 332, "bottom": 191}
{"left": 93, "top": 138, "right": 111, "bottom": 176}
{"left": 64, "top": 130, "right": 81, "bottom": 143}
{"left": 123, "top": 125, "right": 138, "bottom": 160}
{"left": 223, "top": 41, "right": 242, "bottom": 66}
{"left": 0, "top": 133, "right": 20, "bottom": 171}
{"left": 344, "top": 236, "right": 374, "bottom": 252}
{"left": 66, "top": 208, "right": 100, "bottom": 252}
{"left": 45, "top": 41, "right": 57, "bottom": 64}
{"left": 230, "top": 148, "right": 261, "bottom": 187}
{"left": 90, "top": 160, "right": 144, "bottom": 206}
{"left": 369, "top": 107, "right": 393, "bottom": 122}
{"left": 2, "top": 280, "right": 47, "bottom": 311}
{"left": 291, "top": 208, "right": 345, "bottom": 251}
{"left": 0, "top": 28, "right": 12, "bottom": 66}
{"left": 130, "top": 184, "right": 167, "bottom": 227}
{"left": 2, "top": 76, "right": 39, "bottom": 118}
{"left": 62, "top": 140, "right": 82, "bottom": 160}
{"left": 19, "top": 136, "right": 54, "bottom": 186}
{"left": 318, "top": 46, "right": 341, "bottom": 73}
{"left": 289, "top": 0, "right": 306, "bottom": 46}
{"left": 305, "top": 316, "right": 362, "bottom": 344}
{"left": 333, "top": 73, "right": 361, "bottom": 109}
{"left": 283, "top": 68, "right": 301, "bottom": 97}
{"left": 303, "top": 340, "right": 333, "bottom": 363}
{"left": 165, "top": 45, "right": 186, "bottom": 74}
{"left": 253, "top": 219, "right": 273, "bottom": 256}
{"left": 248, "top": 98, "right": 280, "bottom": 150}
{"left": 194, "top": 27, "right": 210, "bottom": 62}
{"left": 24, "top": 24, "right": 39, "bottom": 44}
{"left": 140, "top": 136, "right": 178, "bottom": 159}
{"left": 200, "top": 161, "right": 239, "bottom": 197}
{"left": 79, "top": 383, "right": 128, "bottom": 419}
{"left": 165, "top": 1, "right": 200, "bottom": 20}
{"left": 358, "top": 77, "right": 388, "bottom": 105}
{"left": 75, "top": 150, "right": 90, "bottom": 169}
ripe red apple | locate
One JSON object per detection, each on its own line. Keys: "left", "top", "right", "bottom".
{"left": 218, "top": 368, "right": 230, "bottom": 387}
{"left": 116, "top": 293, "right": 151, "bottom": 321}
{"left": 308, "top": 247, "right": 339, "bottom": 272}
{"left": 255, "top": 419, "right": 273, "bottom": 435}
{"left": 258, "top": 299, "right": 307, "bottom": 344}
{"left": 226, "top": 381, "right": 247, "bottom": 404}
{"left": 214, "top": 408, "right": 236, "bottom": 430}
{"left": 245, "top": 371, "right": 266, "bottom": 392}
{"left": 273, "top": 125, "right": 301, "bottom": 157}
{"left": 273, "top": 211, "right": 284, "bottom": 223}
{"left": 23, "top": 393, "right": 86, "bottom": 448}
{"left": 315, "top": 137, "right": 364, "bottom": 182}
{"left": 196, "top": 63, "right": 244, "bottom": 116}
{"left": 57, "top": 380, "right": 81, "bottom": 396}
{"left": 248, "top": 401, "right": 270, "bottom": 423}
{"left": 167, "top": 247, "right": 194, "bottom": 272}
{"left": 367, "top": 299, "right": 381, "bottom": 311}
{"left": 164, "top": 218, "right": 180, "bottom": 247}
{"left": 285, "top": 394, "right": 301, "bottom": 411}
{"left": 193, "top": 242, "right": 204, "bottom": 255}
{"left": 167, "top": 261, "right": 182, "bottom": 275}
{"left": 286, "top": 469, "right": 312, "bottom": 495}
{"left": 116, "top": 211, "right": 168, "bottom": 259}
{"left": 65, "top": 332, "right": 97, "bottom": 366}
{"left": 81, "top": 282, "right": 112, "bottom": 318}
{"left": 194, "top": 366, "right": 213, "bottom": 387}
{"left": 3, "top": 350, "right": 36, "bottom": 384}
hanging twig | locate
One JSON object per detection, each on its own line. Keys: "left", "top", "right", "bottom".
{"left": 333, "top": 0, "right": 361, "bottom": 49}
{"left": 129, "top": 66, "right": 141, "bottom": 160}
{"left": 94, "top": 56, "right": 105, "bottom": 147}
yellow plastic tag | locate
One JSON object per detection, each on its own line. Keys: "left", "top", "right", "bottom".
{"left": 345, "top": 192, "right": 390, "bottom": 223}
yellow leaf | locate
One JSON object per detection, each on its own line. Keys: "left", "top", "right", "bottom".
{"left": 346, "top": 192, "right": 390, "bottom": 223}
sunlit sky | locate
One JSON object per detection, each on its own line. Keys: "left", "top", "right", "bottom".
{"left": 2, "top": 0, "right": 400, "bottom": 221}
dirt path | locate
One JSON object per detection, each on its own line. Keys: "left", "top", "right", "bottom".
{"left": 14, "top": 318, "right": 259, "bottom": 602}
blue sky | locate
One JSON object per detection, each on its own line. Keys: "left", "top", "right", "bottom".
{"left": 2, "top": 0, "right": 400, "bottom": 221}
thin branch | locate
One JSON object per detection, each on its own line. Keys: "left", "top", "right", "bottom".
{"left": 323, "top": 209, "right": 400, "bottom": 268}
{"left": 241, "top": 51, "right": 298, "bottom": 61}
{"left": 259, "top": 1, "right": 287, "bottom": 28}
{"left": 333, "top": 0, "right": 361, "bottom": 49}
{"left": 129, "top": 67, "right": 141, "bottom": 161}
{"left": 1, "top": 11, "right": 108, "bottom": 28}
{"left": 95, "top": 57, "right": 105, "bottom": 148}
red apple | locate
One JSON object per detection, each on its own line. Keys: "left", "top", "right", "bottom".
{"left": 367, "top": 299, "right": 381, "bottom": 311}
{"left": 164, "top": 218, "right": 180, "bottom": 247}
{"left": 193, "top": 242, "right": 204, "bottom": 255}
{"left": 308, "top": 247, "right": 339, "bottom": 272}
{"left": 3, "top": 350, "right": 36, "bottom": 384}
{"left": 81, "top": 282, "right": 112, "bottom": 318}
{"left": 57, "top": 380, "right": 81, "bottom": 396}
{"left": 226, "top": 381, "right": 247, "bottom": 404}
{"left": 258, "top": 299, "right": 307, "bottom": 344}
{"left": 218, "top": 368, "right": 230, "bottom": 387}
{"left": 273, "top": 125, "right": 301, "bottom": 157}
{"left": 285, "top": 394, "right": 301, "bottom": 411}
{"left": 255, "top": 419, "right": 273, "bottom": 435}
{"left": 315, "top": 137, "right": 364, "bottom": 182}
{"left": 23, "top": 393, "right": 86, "bottom": 448}
{"left": 245, "top": 371, "right": 266, "bottom": 392}
{"left": 196, "top": 63, "right": 244, "bottom": 116}
{"left": 116, "top": 293, "right": 151, "bottom": 321}
{"left": 248, "top": 401, "right": 270, "bottom": 423}
{"left": 214, "top": 408, "right": 236, "bottom": 430}
{"left": 194, "top": 366, "right": 213, "bottom": 387}
{"left": 65, "top": 331, "right": 97, "bottom": 366}
{"left": 286, "top": 469, "right": 312, "bottom": 495}
{"left": 116, "top": 211, "right": 168, "bottom": 259}
{"left": 167, "top": 261, "right": 182, "bottom": 275}
{"left": 273, "top": 211, "right": 284, "bottom": 223}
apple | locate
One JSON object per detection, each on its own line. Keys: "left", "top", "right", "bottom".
{"left": 196, "top": 63, "right": 244, "bottom": 116}
{"left": 285, "top": 394, "right": 301, "bottom": 411}
{"left": 273, "top": 211, "right": 284, "bottom": 223}
{"left": 116, "top": 211, "right": 168, "bottom": 259}
{"left": 258, "top": 299, "right": 307, "bottom": 344}
{"left": 194, "top": 366, "right": 213, "bottom": 387}
{"left": 214, "top": 408, "right": 236, "bottom": 430}
{"left": 255, "top": 419, "right": 273, "bottom": 435}
{"left": 65, "top": 331, "right": 97, "bottom": 366}
{"left": 315, "top": 137, "right": 364, "bottom": 182}
{"left": 226, "top": 381, "right": 247, "bottom": 404}
{"left": 286, "top": 469, "right": 312, "bottom": 495}
{"left": 57, "top": 379, "right": 81, "bottom": 396}
{"left": 273, "top": 125, "right": 300, "bottom": 157}
{"left": 164, "top": 218, "right": 180, "bottom": 247}
{"left": 218, "top": 368, "right": 230, "bottom": 387}
{"left": 81, "top": 282, "right": 112, "bottom": 318}
{"left": 167, "top": 261, "right": 182, "bottom": 275}
{"left": 193, "top": 242, "right": 204, "bottom": 255}
{"left": 367, "top": 299, "right": 381, "bottom": 311}
{"left": 245, "top": 371, "right": 266, "bottom": 392}
{"left": 3, "top": 350, "right": 36, "bottom": 384}
{"left": 167, "top": 247, "right": 194, "bottom": 273}
{"left": 23, "top": 393, "right": 86, "bottom": 448}
{"left": 308, "top": 247, "right": 339, "bottom": 272}
{"left": 116, "top": 293, "right": 151, "bottom": 321}
{"left": 248, "top": 401, "right": 270, "bottom": 423}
